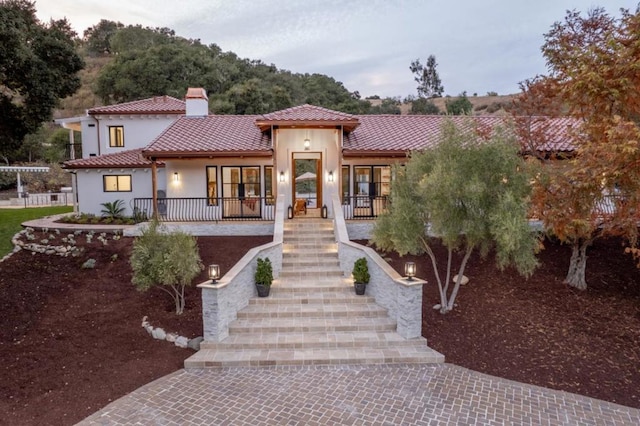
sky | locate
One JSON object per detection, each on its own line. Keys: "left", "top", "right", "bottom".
{"left": 34, "top": 0, "right": 637, "bottom": 99}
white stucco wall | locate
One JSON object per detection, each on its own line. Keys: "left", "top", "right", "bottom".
{"left": 75, "top": 168, "right": 165, "bottom": 216}
{"left": 164, "top": 157, "right": 274, "bottom": 199}
{"left": 80, "top": 115, "right": 179, "bottom": 158}
{"left": 273, "top": 128, "right": 341, "bottom": 217}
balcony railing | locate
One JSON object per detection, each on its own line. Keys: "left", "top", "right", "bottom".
{"left": 341, "top": 195, "right": 389, "bottom": 220}
{"left": 132, "top": 197, "right": 275, "bottom": 223}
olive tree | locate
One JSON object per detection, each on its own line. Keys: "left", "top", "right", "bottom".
{"left": 372, "top": 119, "right": 539, "bottom": 314}
{"left": 130, "top": 221, "right": 203, "bottom": 314}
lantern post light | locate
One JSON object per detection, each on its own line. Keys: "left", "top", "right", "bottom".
{"left": 208, "top": 264, "right": 221, "bottom": 284}
{"left": 404, "top": 262, "right": 416, "bottom": 281}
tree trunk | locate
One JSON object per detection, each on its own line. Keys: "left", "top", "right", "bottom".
{"left": 564, "top": 239, "right": 589, "bottom": 290}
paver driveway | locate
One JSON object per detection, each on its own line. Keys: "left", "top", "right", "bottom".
{"left": 79, "top": 364, "right": 640, "bottom": 425}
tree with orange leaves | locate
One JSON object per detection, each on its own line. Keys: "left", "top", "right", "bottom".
{"left": 516, "top": 7, "right": 640, "bottom": 290}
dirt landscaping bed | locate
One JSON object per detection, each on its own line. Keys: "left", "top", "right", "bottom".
{"left": 0, "top": 231, "right": 638, "bottom": 425}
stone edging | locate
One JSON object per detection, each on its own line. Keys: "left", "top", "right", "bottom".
{"left": 142, "top": 316, "right": 203, "bottom": 351}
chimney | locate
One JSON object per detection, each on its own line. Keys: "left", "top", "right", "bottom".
{"left": 185, "top": 87, "right": 209, "bottom": 117}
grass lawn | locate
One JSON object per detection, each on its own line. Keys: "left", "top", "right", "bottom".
{"left": 0, "top": 206, "right": 73, "bottom": 256}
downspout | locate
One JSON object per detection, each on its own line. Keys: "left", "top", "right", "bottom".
{"left": 70, "top": 171, "right": 78, "bottom": 213}
{"left": 151, "top": 158, "right": 158, "bottom": 220}
{"left": 94, "top": 116, "right": 102, "bottom": 156}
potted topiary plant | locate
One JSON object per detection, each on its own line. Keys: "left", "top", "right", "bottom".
{"left": 352, "top": 257, "right": 370, "bottom": 295}
{"left": 255, "top": 257, "right": 273, "bottom": 297}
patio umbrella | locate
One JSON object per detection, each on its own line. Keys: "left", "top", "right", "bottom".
{"left": 295, "top": 171, "right": 316, "bottom": 181}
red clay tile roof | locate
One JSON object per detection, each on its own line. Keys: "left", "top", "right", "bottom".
{"left": 343, "top": 115, "right": 578, "bottom": 155}
{"left": 143, "top": 116, "right": 271, "bottom": 157}
{"left": 63, "top": 149, "right": 164, "bottom": 169}
{"left": 255, "top": 104, "right": 360, "bottom": 131}
{"left": 88, "top": 96, "right": 185, "bottom": 115}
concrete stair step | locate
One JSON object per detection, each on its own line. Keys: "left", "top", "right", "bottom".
{"left": 278, "top": 269, "right": 344, "bottom": 278}
{"left": 184, "top": 345, "right": 445, "bottom": 368}
{"left": 249, "top": 291, "right": 374, "bottom": 305}
{"left": 228, "top": 316, "right": 398, "bottom": 334}
{"left": 281, "top": 259, "right": 340, "bottom": 268}
{"left": 200, "top": 332, "right": 430, "bottom": 351}
{"left": 282, "top": 249, "right": 338, "bottom": 261}
{"left": 271, "top": 277, "right": 354, "bottom": 295}
{"left": 236, "top": 303, "right": 388, "bottom": 319}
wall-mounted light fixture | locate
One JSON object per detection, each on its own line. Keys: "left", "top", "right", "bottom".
{"left": 173, "top": 172, "right": 179, "bottom": 182}
{"left": 328, "top": 170, "right": 334, "bottom": 182}
{"left": 208, "top": 264, "right": 221, "bottom": 283}
{"left": 304, "top": 138, "right": 311, "bottom": 150}
{"left": 404, "top": 262, "right": 416, "bottom": 281}
{"left": 279, "top": 171, "right": 285, "bottom": 183}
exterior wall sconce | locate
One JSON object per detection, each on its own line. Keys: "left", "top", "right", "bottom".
{"left": 208, "top": 264, "right": 221, "bottom": 283}
{"left": 304, "top": 138, "right": 310, "bottom": 150}
{"left": 279, "top": 171, "right": 285, "bottom": 183}
{"left": 173, "top": 172, "right": 179, "bottom": 182}
{"left": 405, "top": 262, "right": 416, "bottom": 281}
{"left": 328, "top": 170, "right": 334, "bottom": 182}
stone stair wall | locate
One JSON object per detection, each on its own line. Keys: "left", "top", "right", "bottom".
{"left": 185, "top": 218, "right": 444, "bottom": 368}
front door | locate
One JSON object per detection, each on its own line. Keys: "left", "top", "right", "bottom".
{"left": 292, "top": 152, "right": 321, "bottom": 216}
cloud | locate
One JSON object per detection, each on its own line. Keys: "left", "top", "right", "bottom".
{"left": 34, "top": 0, "right": 639, "bottom": 98}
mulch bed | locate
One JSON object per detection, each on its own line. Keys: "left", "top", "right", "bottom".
{"left": 359, "top": 237, "right": 640, "bottom": 409}
{"left": 0, "top": 234, "right": 270, "bottom": 426}
{"left": 0, "top": 232, "right": 638, "bottom": 425}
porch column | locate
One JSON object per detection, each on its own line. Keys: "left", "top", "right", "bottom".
{"left": 151, "top": 158, "right": 158, "bottom": 220}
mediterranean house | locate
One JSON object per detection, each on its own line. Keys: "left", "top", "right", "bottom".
{"left": 59, "top": 87, "right": 575, "bottom": 222}
{"left": 57, "top": 87, "right": 578, "bottom": 349}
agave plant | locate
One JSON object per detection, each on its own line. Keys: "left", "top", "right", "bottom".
{"left": 100, "top": 200, "right": 126, "bottom": 219}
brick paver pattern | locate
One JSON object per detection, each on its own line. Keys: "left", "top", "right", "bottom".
{"left": 79, "top": 364, "right": 640, "bottom": 425}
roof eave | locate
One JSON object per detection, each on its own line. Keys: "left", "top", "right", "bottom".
{"left": 62, "top": 163, "right": 163, "bottom": 170}
{"left": 141, "top": 150, "right": 273, "bottom": 159}
{"left": 88, "top": 110, "right": 185, "bottom": 116}
{"left": 255, "top": 120, "right": 360, "bottom": 132}
{"left": 342, "top": 149, "right": 409, "bottom": 158}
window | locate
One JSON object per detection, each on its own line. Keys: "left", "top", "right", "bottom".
{"left": 206, "top": 166, "right": 218, "bottom": 205}
{"left": 342, "top": 165, "right": 350, "bottom": 204}
{"left": 103, "top": 175, "right": 131, "bottom": 192}
{"left": 109, "top": 126, "right": 124, "bottom": 147}
{"left": 222, "top": 166, "right": 260, "bottom": 198}
{"left": 354, "top": 166, "right": 391, "bottom": 197}
{"left": 264, "top": 166, "right": 274, "bottom": 205}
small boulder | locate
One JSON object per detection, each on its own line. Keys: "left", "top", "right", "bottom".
{"left": 433, "top": 304, "right": 442, "bottom": 310}
{"left": 452, "top": 274, "right": 469, "bottom": 285}
{"left": 152, "top": 327, "right": 166, "bottom": 340}
{"left": 175, "top": 336, "right": 189, "bottom": 348}
{"left": 144, "top": 324, "right": 153, "bottom": 336}
{"left": 187, "top": 336, "right": 204, "bottom": 351}
{"left": 165, "top": 333, "right": 178, "bottom": 343}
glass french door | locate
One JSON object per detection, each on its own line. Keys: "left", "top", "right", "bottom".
{"left": 353, "top": 166, "right": 391, "bottom": 217}
{"left": 221, "top": 166, "right": 261, "bottom": 218}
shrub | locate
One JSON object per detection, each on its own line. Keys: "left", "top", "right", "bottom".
{"left": 352, "top": 257, "right": 370, "bottom": 284}
{"left": 130, "top": 221, "right": 203, "bottom": 314}
{"left": 254, "top": 257, "right": 273, "bottom": 286}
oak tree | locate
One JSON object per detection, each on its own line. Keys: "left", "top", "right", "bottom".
{"left": 0, "top": 0, "right": 83, "bottom": 160}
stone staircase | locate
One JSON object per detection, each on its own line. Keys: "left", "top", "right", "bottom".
{"left": 185, "top": 218, "right": 444, "bottom": 368}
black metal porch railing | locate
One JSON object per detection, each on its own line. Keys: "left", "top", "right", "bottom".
{"left": 132, "top": 197, "right": 275, "bottom": 222}
{"left": 341, "top": 195, "right": 390, "bottom": 220}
